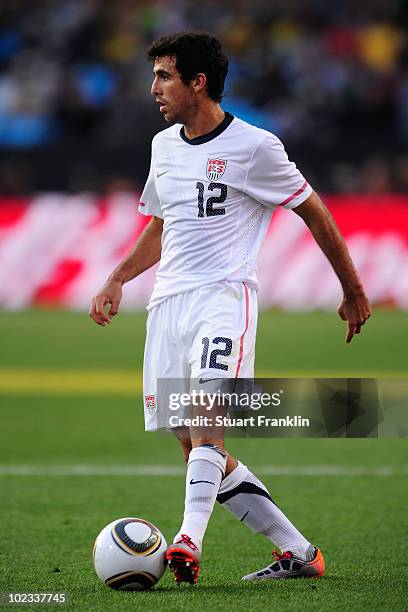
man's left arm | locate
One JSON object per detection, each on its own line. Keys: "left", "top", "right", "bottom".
{"left": 293, "top": 191, "right": 371, "bottom": 343}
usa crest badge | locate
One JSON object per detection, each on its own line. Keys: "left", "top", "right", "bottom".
{"left": 207, "top": 158, "right": 227, "bottom": 181}
{"left": 145, "top": 394, "right": 156, "bottom": 415}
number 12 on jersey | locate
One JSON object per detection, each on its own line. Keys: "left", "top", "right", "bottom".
{"left": 196, "top": 182, "right": 227, "bottom": 217}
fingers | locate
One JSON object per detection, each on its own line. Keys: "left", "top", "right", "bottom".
{"left": 345, "top": 316, "right": 369, "bottom": 343}
{"left": 346, "top": 322, "right": 356, "bottom": 344}
{"left": 94, "top": 295, "right": 108, "bottom": 316}
{"left": 89, "top": 281, "right": 122, "bottom": 327}
{"left": 109, "top": 299, "right": 120, "bottom": 317}
{"left": 339, "top": 295, "right": 372, "bottom": 343}
{"left": 89, "top": 295, "right": 112, "bottom": 326}
{"left": 337, "top": 305, "right": 347, "bottom": 321}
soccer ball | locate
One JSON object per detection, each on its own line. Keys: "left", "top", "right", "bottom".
{"left": 93, "top": 517, "right": 167, "bottom": 591}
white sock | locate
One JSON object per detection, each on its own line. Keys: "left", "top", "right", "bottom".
{"left": 174, "top": 445, "right": 227, "bottom": 550}
{"left": 217, "top": 461, "right": 312, "bottom": 559}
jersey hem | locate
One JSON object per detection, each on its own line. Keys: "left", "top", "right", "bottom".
{"left": 146, "top": 278, "right": 258, "bottom": 311}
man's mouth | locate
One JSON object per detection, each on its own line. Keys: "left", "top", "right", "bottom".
{"left": 156, "top": 100, "right": 167, "bottom": 112}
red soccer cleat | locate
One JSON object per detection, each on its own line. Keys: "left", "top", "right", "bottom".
{"left": 166, "top": 534, "right": 201, "bottom": 585}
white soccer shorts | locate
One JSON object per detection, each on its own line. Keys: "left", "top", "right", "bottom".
{"left": 143, "top": 281, "right": 257, "bottom": 431}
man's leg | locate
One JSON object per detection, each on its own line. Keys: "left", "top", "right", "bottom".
{"left": 171, "top": 425, "right": 228, "bottom": 550}
{"left": 167, "top": 282, "right": 323, "bottom": 582}
{"left": 216, "top": 459, "right": 314, "bottom": 558}
{"left": 173, "top": 426, "right": 236, "bottom": 472}
{"left": 166, "top": 416, "right": 229, "bottom": 583}
{"left": 174, "top": 431, "right": 312, "bottom": 557}
{"left": 173, "top": 427, "right": 191, "bottom": 464}
{"left": 172, "top": 429, "right": 323, "bottom": 581}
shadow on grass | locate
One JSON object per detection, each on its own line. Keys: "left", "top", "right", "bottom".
{"left": 86, "top": 572, "right": 407, "bottom": 599}
{"left": 138, "top": 577, "right": 334, "bottom": 595}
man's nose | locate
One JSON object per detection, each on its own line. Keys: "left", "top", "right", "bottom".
{"left": 151, "top": 77, "right": 160, "bottom": 97}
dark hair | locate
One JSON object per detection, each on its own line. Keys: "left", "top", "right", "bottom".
{"left": 147, "top": 31, "right": 228, "bottom": 103}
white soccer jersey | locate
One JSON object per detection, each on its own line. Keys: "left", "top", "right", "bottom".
{"left": 139, "top": 113, "right": 312, "bottom": 310}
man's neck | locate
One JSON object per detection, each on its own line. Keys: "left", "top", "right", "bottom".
{"left": 183, "top": 104, "right": 225, "bottom": 140}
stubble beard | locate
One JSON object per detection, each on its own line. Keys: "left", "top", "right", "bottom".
{"left": 159, "top": 92, "right": 199, "bottom": 126}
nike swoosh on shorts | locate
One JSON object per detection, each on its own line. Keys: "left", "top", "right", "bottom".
{"left": 156, "top": 169, "right": 170, "bottom": 178}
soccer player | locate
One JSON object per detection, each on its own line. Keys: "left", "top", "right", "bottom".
{"left": 89, "top": 31, "right": 371, "bottom": 585}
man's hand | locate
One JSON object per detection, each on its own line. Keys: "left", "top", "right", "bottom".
{"left": 88, "top": 216, "right": 163, "bottom": 327}
{"left": 337, "top": 292, "right": 371, "bottom": 343}
{"left": 295, "top": 193, "right": 372, "bottom": 344}
{"left": 89, "top": 279, "right": 123, "bottom": 326}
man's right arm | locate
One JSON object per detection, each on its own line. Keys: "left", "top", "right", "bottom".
{"left": 89, "top": 216, "right": 163, "bottom": 326}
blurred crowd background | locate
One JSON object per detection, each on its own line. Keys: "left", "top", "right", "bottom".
{"left": 0, "top": 0, "right": 407, "bottom": 194}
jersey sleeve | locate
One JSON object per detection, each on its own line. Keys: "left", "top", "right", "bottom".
{"left": 244, "top": 134, "right": 312, "bottom": 210}
{"left": 138, "top": 146, "right": 163, "bottom": 218}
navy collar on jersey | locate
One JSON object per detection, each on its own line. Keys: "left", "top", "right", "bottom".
{"left": 179, "top": 112, "right": 234, "bottom": 145}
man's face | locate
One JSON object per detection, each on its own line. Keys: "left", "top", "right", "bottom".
{"left": 151, "top": 55, "right": 197, "bottom": 124}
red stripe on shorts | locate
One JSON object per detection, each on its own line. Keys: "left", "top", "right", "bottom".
{"left": 278, "top": 180, "right": 308, "bottom": 207}
{"left": 235, "top": 282, "right": 249, "bottom": 378}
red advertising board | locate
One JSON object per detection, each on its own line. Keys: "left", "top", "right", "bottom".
{"left": 0, "top": 194, "right": 407, "bottom": 310}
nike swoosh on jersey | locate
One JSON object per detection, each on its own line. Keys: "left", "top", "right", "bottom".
{"left": 198, "top": 377, "right": 220, "bottom": 384}
{"left": 156, "top": 169, "right": 170, "bottom": 178}
{"left": 190, "top": 478, "right": 215, "bottom": 485}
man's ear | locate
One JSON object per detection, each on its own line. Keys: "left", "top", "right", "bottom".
{"left": 192, "top": 73, "right": 207, "bottom": 93}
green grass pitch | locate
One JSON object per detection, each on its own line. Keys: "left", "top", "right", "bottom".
{"left": 0, "top": 309, "right": 407, "bottom": 611}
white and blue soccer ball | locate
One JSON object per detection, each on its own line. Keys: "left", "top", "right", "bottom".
{"left": 93, "top": 517, "right": 167, "bottom": 591}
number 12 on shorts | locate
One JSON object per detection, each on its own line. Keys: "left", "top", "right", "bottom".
{"left": 201, "top": 337, "right": 232, "bottom": 371}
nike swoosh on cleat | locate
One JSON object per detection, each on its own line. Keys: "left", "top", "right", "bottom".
{"left": 240, "top": 510, "right": 250, "bottom": 522}
{"left": 190, "top": 478, "right": 215, "bottom": 485}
